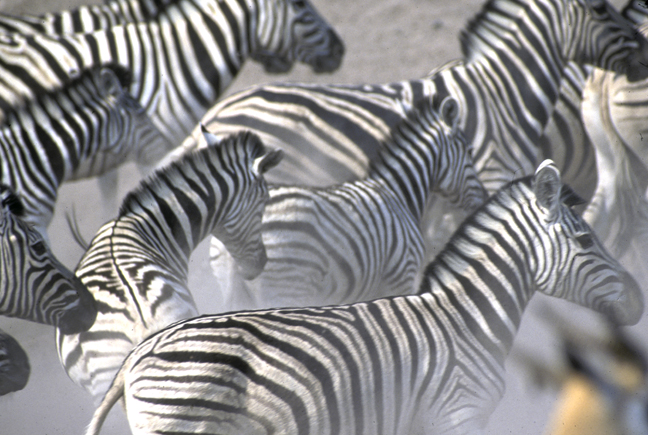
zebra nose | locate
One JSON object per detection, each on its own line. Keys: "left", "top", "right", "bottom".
{"left": 0, "top": 334, "right": 30, "bottom": 395}
{"left": 603, "top": 272, "right": 644, "bottom": 326}
{"left": 237, "top": 248, "right": 268, "bottom": 281}
{"left": 625, "top": 34, "right": 648, "bottom": 82}
{"left": 57, "top": 277, "right": 97, "bottom": 335}
{"left": 312, "top": 30, "right": 345, "bottom": 73}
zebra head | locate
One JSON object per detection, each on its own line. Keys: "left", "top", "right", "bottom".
{"left": 426, "top": 96, "right": 487, "bottom": 212}
{"left": 88, "top": 66, "right": 173, "bottom": 169}
{"left": 251, "top": 0, "right": 344, "bottom": 73}
{"left": 202, "top": 129, "right": 283, "bottom": 280}
{"left": 0, "top": 329, "right": 29, "bottom": 396}
{"left": 529, "top": 160, "right": 643, "bottom": 325}
{"left": 566, "top": 0, "right": 648, "bottom": 81}
{"left": 0, "top": 186, "right": 97, "bottom": 334}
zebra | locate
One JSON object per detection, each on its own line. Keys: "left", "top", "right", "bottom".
{"left": 538, "top": 0, "right": 648, "bottom": 286}
{"left": 0, "top": 184, "right": 96, "bottom": 334}
{"left": 85, "top": 160, "right": 644, "bottom": 435}
{"left": 0, "top": 0, "right": 344, "bottom": 145}
{"left": 212, "top": 96, "right": 486, "bottom": 312}
{"left": 0, "top": 328, "right": 30, "bottom": 396}
{"left": 0, "top": 65, "right": 171, "bottom": 240}
{"left": 0, "top": 0, "right": 153, "bottom": 35}
{"left": 167, "top": 0, "right": 648, "bottom": 251}
{"left": 56, "top": 130, "right": 283, "bottom": 404}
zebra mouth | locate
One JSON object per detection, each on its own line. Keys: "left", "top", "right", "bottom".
{"left": 600, "top": 272, "right": 644, "bottom": 326}
{"left": 623, "top": 36, "right": 648, "bottom": 82}
{"left": 309, "top": 30, "right": 345, "bottom": 73}
{"left": 0, "top": 335, "right": 30, "bottom": 395}
{"left": 236, "top": 249, "right": 268, "bottom": 281}
{"left": 251, "top": 51, "right": 293, "bottom": 74}
{"left": 56, "top": 278, "right": 98, "bottom": 335}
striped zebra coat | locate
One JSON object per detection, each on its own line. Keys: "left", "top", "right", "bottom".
{"left": 86, "top": 160, "right": 644, "bottom": 435}
{"left": 0, "top": 0, "right": 344, "bottom": 144}
{"left": 57, "top": 131, "right": 282, "bottom": 403}
{"left": 538, "top": 0, "right": 648, "bottom": 287}
{"left": 212, "top": 97, "right": 486, "bottom": 312}
{"left": 0, "top": 184, "right": 96, "bottom": 334}
{"left": 0, "top": 328, "right": 29, "bottom": 396}
{"left": 0, "top": 66, "right": 169, "bottom": 237}
{"left": 169, "top": 0, "right": 648, "bottom": 241}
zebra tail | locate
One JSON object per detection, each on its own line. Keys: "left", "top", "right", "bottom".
{"left": 85, "top": 369, "right": 125, "bottom": 435}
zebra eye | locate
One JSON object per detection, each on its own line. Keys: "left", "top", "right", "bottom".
{"left": 292, "top": 0, "right": 307, "bottom": 9}
{"left": 31, "top": 241, "right": 47, "bottom": 256}
{"left": 575, "top": 233, "right": 594, "bottom": 249}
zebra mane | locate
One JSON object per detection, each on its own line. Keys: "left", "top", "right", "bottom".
{"left": 459, "top": 0, "right": 530, "bottom": 61}
{"left": 367, "top": 98, "right": 440, "bottom": 170}
{"left": 0, "top": 63, "right": 132, "bottom": 124}
{"left": 0, "top": 185, "right": 25, "bottom": 218}
{"left": 419, "top": 174, "right": 583, "bottom": 289}
{"left": 118, "top": 131, "right": 265, "bottom": 218}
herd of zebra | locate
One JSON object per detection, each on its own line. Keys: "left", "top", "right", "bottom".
{"left": 1, "top": 0, "right": 648, "bottom": 433}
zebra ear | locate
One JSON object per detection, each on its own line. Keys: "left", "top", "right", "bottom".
{"left": 534, "top": 160, "right": 562, "bottom": 221}
{"left": 253, "top": 148, "right": 284, "bottom": 175}
{"left": 439, "top": 97, "right": 459, "bottom": 129}
{"left": 200, "top": 124, "right": 221, "bottom": 147}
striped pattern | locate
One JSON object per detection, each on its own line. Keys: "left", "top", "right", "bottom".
{"left": 0, "top": 0, "right": 344, "bottom": 144}
{"left": 0, "top": 0, "right": 155, "bottom": 35}
{"left": 212, "top": 97, "right": 486, "bottom": 311}
{"left": 0, "top": 328, "right": 30, "bottom": 396}
{"left": 57, "top": 131, "right": 282, "bottom": 403}
{"left": 86, "top": 161, "right": 644, "bottom": 435}
{"left": 0, "top": 184, "right": 96, "bottom": 334}
{"left": 0, "top": 66, "right": 169, "bottom": 237}
{"left": 173, "top": 0, "right": 647, "bottom": 193}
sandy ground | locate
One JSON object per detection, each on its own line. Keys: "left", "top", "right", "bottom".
{"left": 0, "top": 0, "right": 644, "bottom": 434}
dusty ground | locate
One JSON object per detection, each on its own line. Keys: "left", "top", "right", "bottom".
{"left": 0, "top": 0, "right": 644, "bottom": 434}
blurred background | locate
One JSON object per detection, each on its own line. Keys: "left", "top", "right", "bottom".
{"left": 0, "top": 0, "right": 642, "bottom": 433}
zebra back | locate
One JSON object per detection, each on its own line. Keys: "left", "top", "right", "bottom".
{"left": 0, "top": 0, "right": 157, "bottom": 35}
{"left": 0, "top": 65, "right": 171, "bottom": 234}
{"left": 211, "top": 97, "right": 486, "bottom": 311}
{"left": 86, "top": 160, "right": 643, "bottom": 435}
{"left": 0, "top": 184, "right": 96, "bottom": 334}
{"left": 57, "top": 131, "right": 282, "bottom": 403}
{"left": 0, "top": 0, "right": 343, "bottom": 144}
{"left": 0, "top": 328, "right": 29, "bottom": 396}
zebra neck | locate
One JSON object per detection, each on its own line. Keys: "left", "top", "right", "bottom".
{"left": 459, "top": 0, "right": 566, "bottom": 133}
{"left": 0, "top": 91, "right": 103, "bottom": 206}
{"left": 418, "top": 186, "right": 536, "bottom": 363}
{"left": 366, "top": 130, "right": 438, "bottom": 221}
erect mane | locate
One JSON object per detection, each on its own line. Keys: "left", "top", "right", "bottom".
{"left": 0, "top": 63, "right": 132, "bottom": 128}
{"left": 459, "top": 0, "right": 530, "bottom": 61}
{"left": 118, "top": 131, "right": 265, "bottom": 217}
{"left": 418, "top": 174, "right": 584, "bottom": 292}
